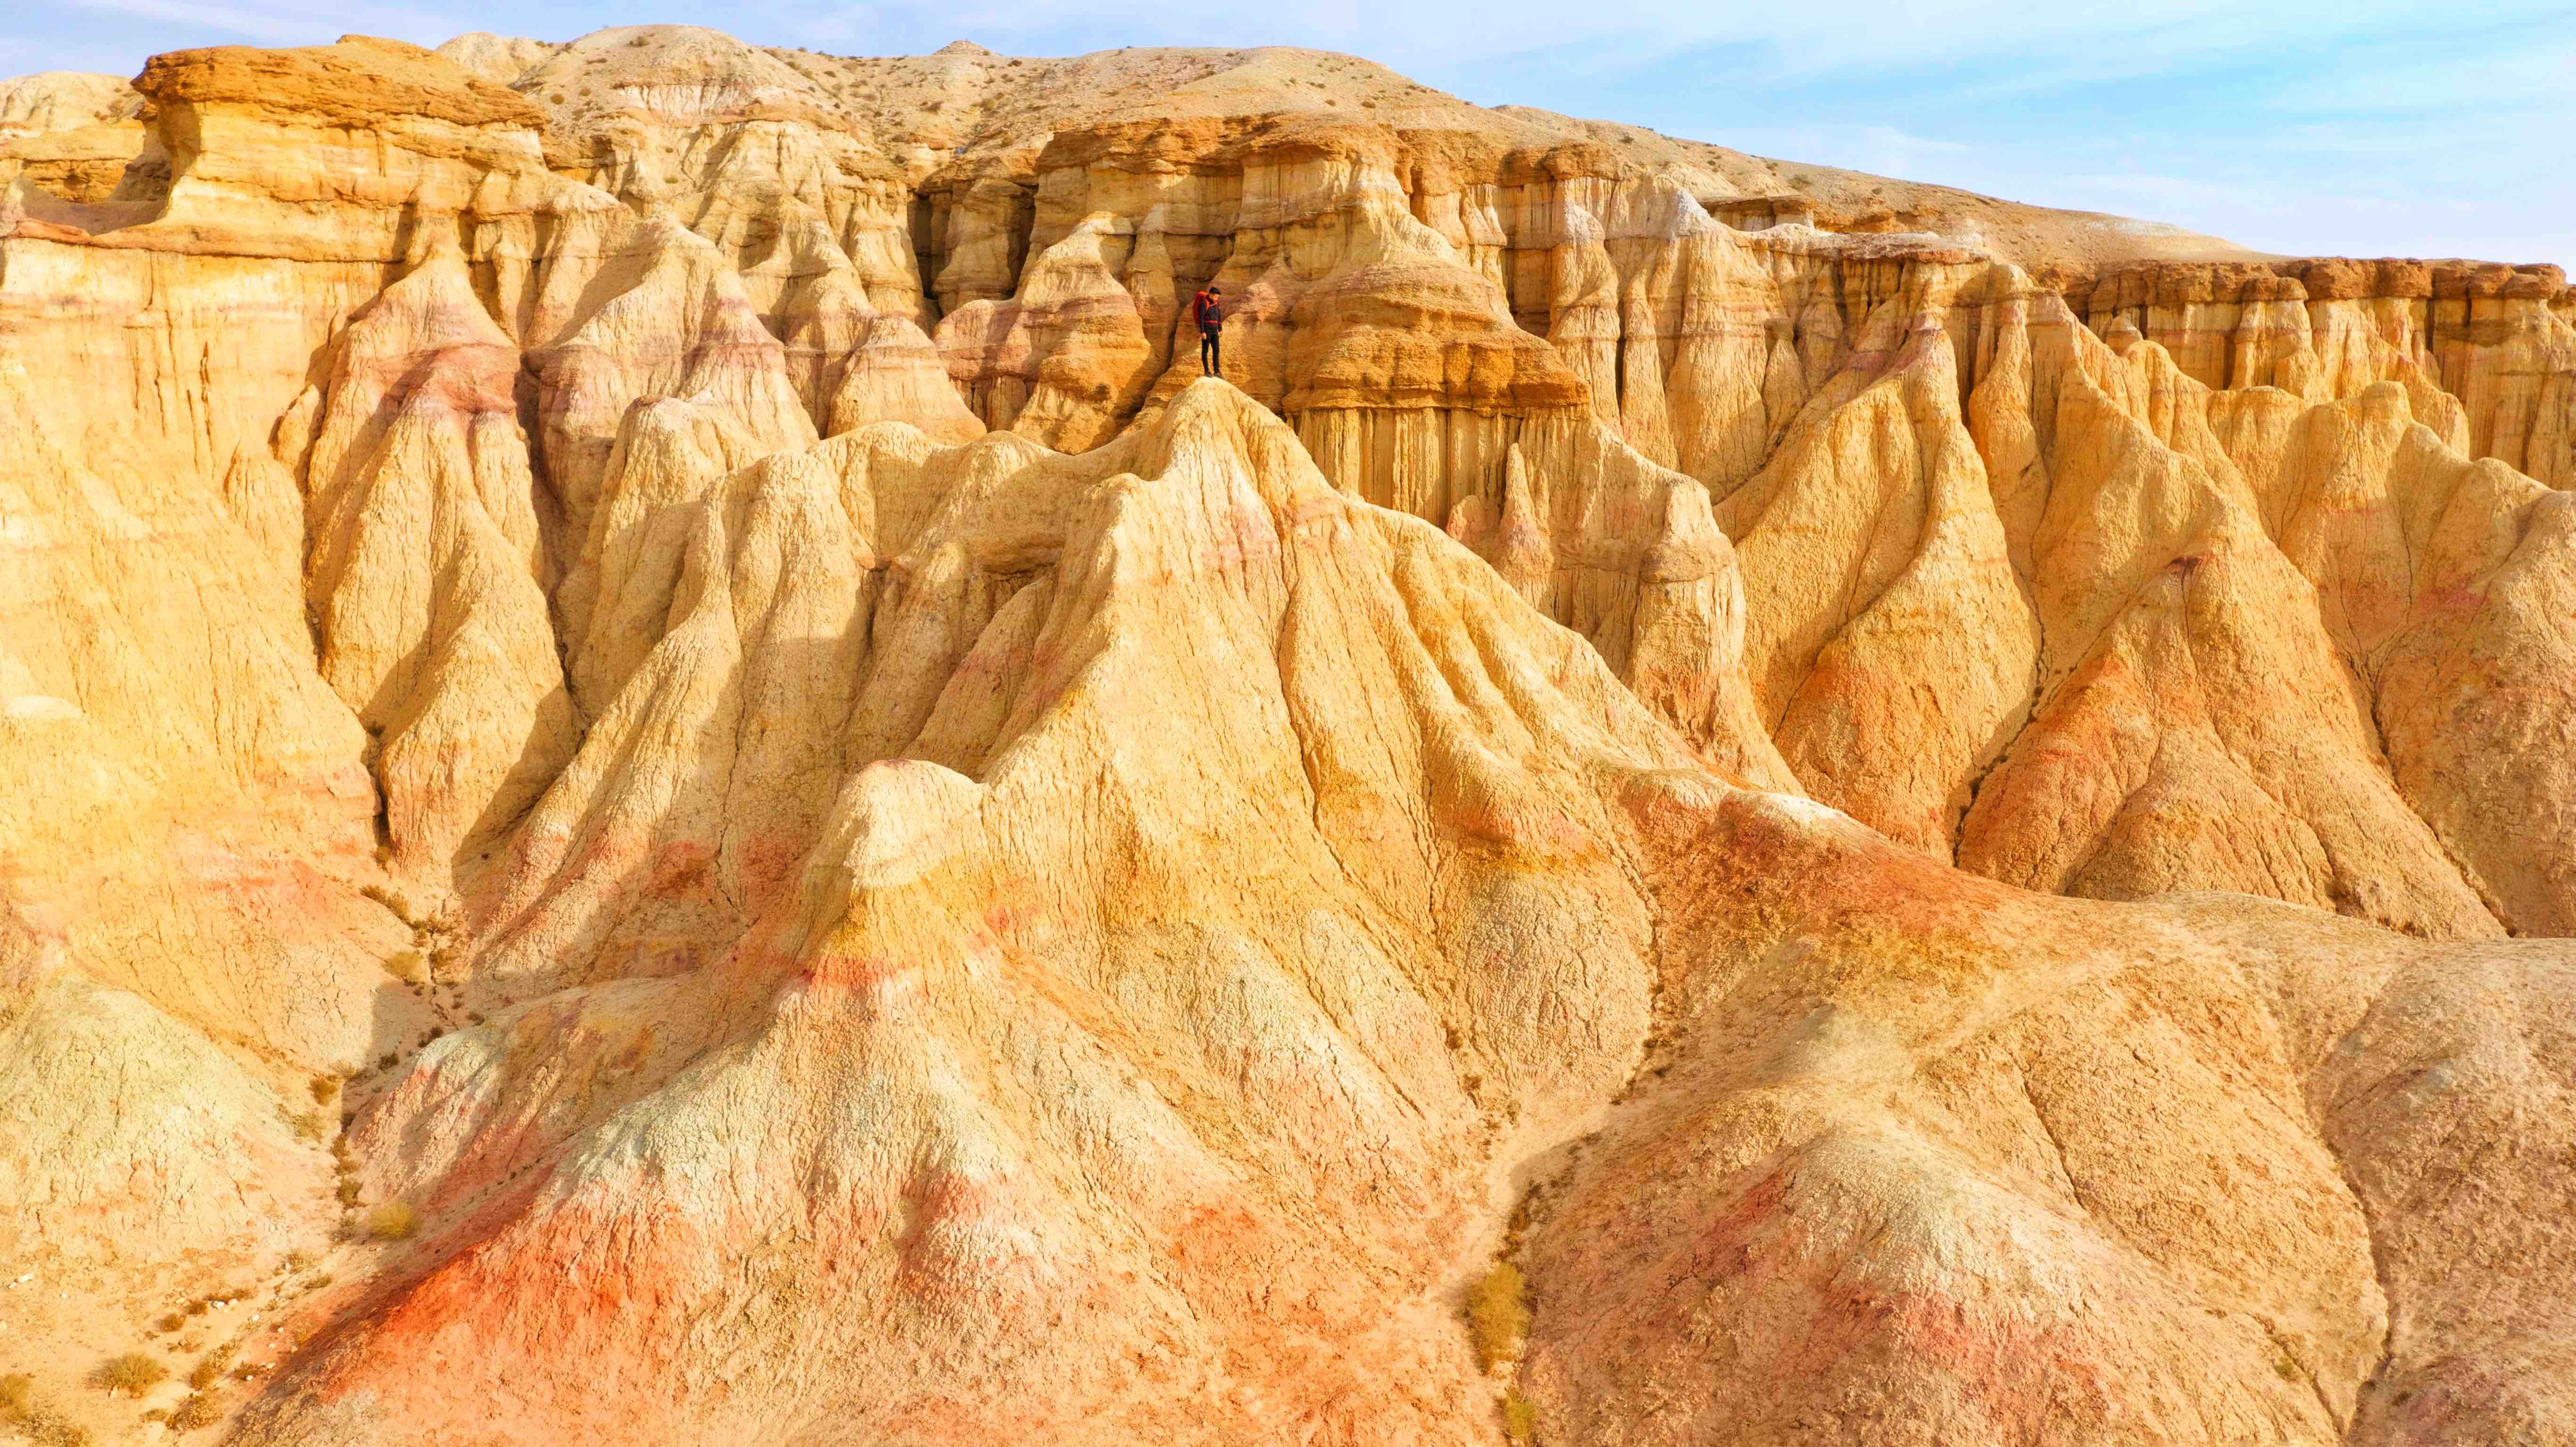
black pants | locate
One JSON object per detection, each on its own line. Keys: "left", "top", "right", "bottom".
{"left": 1199, "top": 325, "right": 1222, "bottom": 376}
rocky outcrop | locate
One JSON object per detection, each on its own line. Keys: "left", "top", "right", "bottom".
{"left": 222, "top": 385, "right": 2570, "bottom": 1447}
{"left": 0, "top": 71, "right": 144, "bottom": 202}
{"left": 2072, "top": 257, "right": 2576, "bottom": 489}
{"left": 3, "top": 27, "right": 2573, "bottom": 1447}
{"left": 294, "top": 238, "right": 576, "bottom": 882}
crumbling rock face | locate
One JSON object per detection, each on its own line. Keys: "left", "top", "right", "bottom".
{"left": 1, "top": 26, "right": 2573, "bottom": 1447}
{"left": 294, "top": 240, "right": 576, "bottom": 884}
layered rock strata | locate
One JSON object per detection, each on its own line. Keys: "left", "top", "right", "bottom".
{"left": 1, "top": 27, "right": 2572, "bottom": 1447}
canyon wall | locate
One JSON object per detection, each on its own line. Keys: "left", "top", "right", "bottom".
{"left": 0, "top": 28, "right": 2570, "bottom": 1447}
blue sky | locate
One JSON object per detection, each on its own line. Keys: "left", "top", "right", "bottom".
{"left": 8, "top": 0, "right": 2568, "bottom": 267}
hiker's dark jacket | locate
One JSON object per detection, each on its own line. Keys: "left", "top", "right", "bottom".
{"left": 1193, "top": 291, "right": 1226, "bottom": 328}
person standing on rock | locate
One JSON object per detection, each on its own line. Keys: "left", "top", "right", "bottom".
{"left": 1193, "top": 284, "right": 1226, "bottom": 377}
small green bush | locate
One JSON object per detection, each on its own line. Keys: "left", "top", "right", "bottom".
{"left": 1501, "top": 1387, "right": 1538, "bottom": 1444}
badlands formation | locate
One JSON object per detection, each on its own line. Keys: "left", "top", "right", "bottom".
{"left": 0, "top": 25, "right": 2572, "bottom": 1447}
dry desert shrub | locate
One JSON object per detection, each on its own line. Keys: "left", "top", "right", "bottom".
{"left": 1501, "top": 1387, "right": 1539, "bottom": 1444}
{"left": 365, "top": 1200, "right": 418, "bottom": 1241}
{"left": 88, "top": 1351, "right": 166, "bottom": 1396}
{"left": 381, "top": 949, "right": 426, "bottom": 985}
{"left": 168, "top": 1391, "right": 222, "bottom": 1432}
{"left": 308, "top": 1073, "right": 339, "bottom": 1104}
{"left": 10, "top": 1401, "right": 92, "bottom": 1447}
{"left": 186, "top": 1343, "right": 234, "bottom": 1392}
{"left": 1465, "top": 1260, "right": 1530, "bottom": 1371}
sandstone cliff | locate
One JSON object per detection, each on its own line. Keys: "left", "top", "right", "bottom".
{"left": 0, "top": 28, "right": 2570, "bottom": 1447}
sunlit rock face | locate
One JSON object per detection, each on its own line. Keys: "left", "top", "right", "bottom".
{"left": 1, "top": 28, "right": 2572, "bottom": 1447}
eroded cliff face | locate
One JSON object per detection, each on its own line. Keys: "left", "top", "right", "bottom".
{"left": 0, "top": 27, "right": 2571, "bottom": 1447}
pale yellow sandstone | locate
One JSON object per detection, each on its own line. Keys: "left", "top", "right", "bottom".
{"left": 0, "top": 29, "right": 2570, "bottom": 1447}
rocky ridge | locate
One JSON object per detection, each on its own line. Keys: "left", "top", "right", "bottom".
{"left": 0, "top": 27, "right": 2570, "bottom": 1447}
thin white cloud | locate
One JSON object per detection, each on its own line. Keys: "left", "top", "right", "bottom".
{"left": 2258, "top": 37, "right": 2576, "bottom": 115}
{"left": 64, "top": 0, "right": 325, "bottom": 43}
{"left": 2068, "top": 172, "right": 2280, "bottom": 210}
{"left": 776, "top": 0, "right": 2555, "bottom": 84}
{"left": 1835, "top": 125, "right": 1976, "bottom": 181}
{"left": 60, "top": 0, "right": 480, "bottom": 49}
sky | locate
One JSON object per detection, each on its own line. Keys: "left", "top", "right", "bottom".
{"left": 6, "top": 0, "right": 2568, "bottom": 268}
